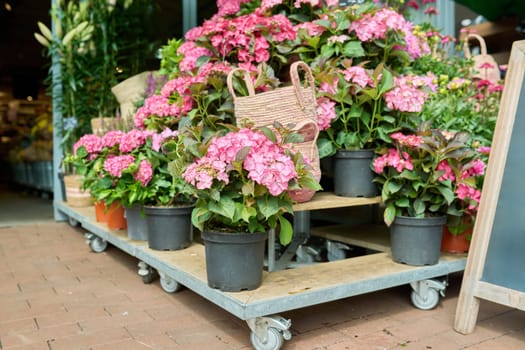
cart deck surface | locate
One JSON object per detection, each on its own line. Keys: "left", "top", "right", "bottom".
{"left": 55, "top": 200, "right": 467, "bottom": 321}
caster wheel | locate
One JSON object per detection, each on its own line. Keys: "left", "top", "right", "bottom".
{"left": 141, "top": 273, "right": 156, "bottom": 284}
{"left": 138, "top": 262, "right": 156, "bottom": 284}
{"left": 250, "top": 327, "right": 284, "bottom": 350}
{"left": 89, "top": 237, "right": 108, "bottom": 253}
{"left": 160, "top": 275, "right": 182, "bottom": 293}
{"left": 411, "top": 288, "right": 440, "bottom": 310}
{"left": 68, "top": 217, "right": 79, "bottom": 227}
{"left": 327, "top": 247, "right": 346, "bottom": 262}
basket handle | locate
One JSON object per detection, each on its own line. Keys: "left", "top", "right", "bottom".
{"left": 227, "top": 68, "right": 256, "bottom": 99}
{"left": 292, "top": 119, "right": 319, "bottom": 160}
{"left": 463, "top": 33, "right": 488, "bottom": 59}
{"left": 290, "top": 61, "right": 317, "bottom": 111}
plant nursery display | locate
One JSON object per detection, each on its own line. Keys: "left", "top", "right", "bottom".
{"left": 43, "top": 0, "right": 512, "bottom": 347}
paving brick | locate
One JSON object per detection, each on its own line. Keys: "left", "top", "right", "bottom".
{"left": 35, "top": 306, "right": 109, "bottom": 328}
{"left": 0, "top": 318, "right": 37, "bottom": 336}
{"left": 0, "top": 322, "right": 81, "bottom": 348}
{"left": 78, "top": 309, "right": 154, "bottom": 333}
{"left": 2, "top": 219, "right": 525, "bottom": 350}
{"left": 45, "top": 327, "right": 131, "bottom": 350}
{"left": 90, "top": 338, "right": 162, "bottom": 350}
{"left": 0, "top": 341, "right": 51, "bottom": 350}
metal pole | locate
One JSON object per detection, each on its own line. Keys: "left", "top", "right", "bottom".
{"left": 51, "top": 0, "right": 67, "bottom": 221}
{"left": 182, "top": 0, "right": 197, "bottom": 35}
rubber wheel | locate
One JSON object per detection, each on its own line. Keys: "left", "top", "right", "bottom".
{"left": 68, "top": 217, "right": 79, "bottom": 227}
{"left": 411, "top": 288, "right": 440, "bottom": 310}
{"left": 250, "top": 327, "right": 284, "bottom": 350}
{"left": 160, "top": 276, "right": 182, "bottom": 293}
{"left": 141, "top": 273, "right": 155, "bottom": 284}
{"left": 89, "top": 237, "right": 108, "bottom": 253}
{"left": 327, "top": 248, "right": 346, "bottom": 262}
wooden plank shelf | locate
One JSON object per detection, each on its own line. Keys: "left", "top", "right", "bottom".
{"left": 311, "top": 223, "right": 391, "bottom": 252}
{"left": 292, "top": 192, "right": 381, "bottom": 211}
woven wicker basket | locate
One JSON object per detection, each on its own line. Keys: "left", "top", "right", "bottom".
{"left": 463, "top": 33, "right": 501, "bottom": 84}
{"left": 227, "top": 61, "right": 321, "bottom": 191}
{"left": 63, "top": 174, "right": 92, "bottom": 207}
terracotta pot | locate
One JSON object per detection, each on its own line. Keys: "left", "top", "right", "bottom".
{"left": 105, "top": 201, "right": 127, "bottom": 230}
{"left": 441, "top": 225, "right": 472, "bottom": 253}
{"left": 94, "top": 201, "right": 107, "bottom": 223}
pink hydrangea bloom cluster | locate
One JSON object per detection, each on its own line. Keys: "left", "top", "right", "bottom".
{"left": 319, "top": 77, "right": 339, "bottom": 95}
{"left": 184, "top": 10, "right": 296, "bottom": 65}
{"left": 177, "top": 41, "right": 214, "bottom": 71}
{"left": 258, "top": 0, "right": 340, "bottom": 11}
{"left": 373, "top": 148, "right": 413, "bottom": 174}
{"left": 101, "top": 130, "right": 125, "bottom": 149}
{"left": 119, "top": 129, "right": 148, "bottom": 153}
{"left": 134, "top": 73, "right": 208, "bottom": 129}
{"left": 342, "top": 66, "right": 374, "bottom": 89}
{"left": 349, "top": 8, "right": 429, "bottom": 59}
{"left": 437, "top": 160, "right": 455, "bottom": 182}
{"left": 134, "top": 159, "right": 153, "bottom": 186}
{"left": 183, "top": 128, "right": 298, "bottom": 196}
{"left": 383, "top": 74, "right": 431, "bottom": 113}
{"left": 461, "top": 159, "right": 485, "bottom": 179}
{"left": 103, "top": 155, "right": 135, "bottom": 178}
{"left": 134, "top": 95, "right": 185, "bottom": 129}
{"left": 73, "top": 134, "right": 103, "bottom": 155}
{"left": 455, "top": 183, "right": 481, "bottom": 212}
{"left": 390, "top": 132, "right": 423, "bottom": 147}
{"left": 316, "top": 97, "right": 336, "bottom": 131}
{"left": 215, "top": 0, "right": 250, "bottom": 17}
{"left": 295, "top": 21, "right": 326, "bottom": 37}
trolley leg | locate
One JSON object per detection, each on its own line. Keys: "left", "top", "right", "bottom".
{"left": 85, "top": 232, "right": 108, "bottom": 253}
{"left": 410, "top": 278, "right": 448, "bottom": 310}
{"left": 137, "top": 261, "right": 157, "bottom": 284}
{"left": 158, "top": 271, "right": 183, "bottom": 293}
{"left": 247, "top": 315, "right": 292, "bottom": 350}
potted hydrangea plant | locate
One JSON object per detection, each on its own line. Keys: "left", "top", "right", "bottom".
{"left": 182, "top": 124, "right": 321, "bottom": 292}
{"left": 373, "top": 123, "right": 480, "bottom": 265}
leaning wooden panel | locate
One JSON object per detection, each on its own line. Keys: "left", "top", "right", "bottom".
{"left": 454, "top": 40, "right": 525, "bottom": 335}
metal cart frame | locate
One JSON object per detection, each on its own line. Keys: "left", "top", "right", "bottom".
{"left": 54, "top": 194, "right": 466, "bottom": 350}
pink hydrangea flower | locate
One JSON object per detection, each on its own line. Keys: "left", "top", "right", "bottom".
{"left": 73, "top": 134, "right": 103, "bottom": 155}
{"left": 390, "top": 132, "right": 423, "bottom": 147}
{"left": 342, "top": 66, "right": 374, "bottom": 89}
{"left": 152, "top": 128, "right": 179, "bottom": 152}
{"left": 437, "top": 160, "right": 455, "bottom": 182}
{"left": 134, "top": 159, "right": 153, "bottom": 186}
{"left": 461, "top": 159, "right": 486, "bottom": 179}
{"left": 177, "top": 41, "right": 213, "bottom": 71}
{"left": 456, "top": 183, "right": 481, "bottom": 211}
{"left": 104, "top": 155, "right": 135, "bottom": 178}
{"left": 294, "top": 22, "right": 326, "bottom": 37}
{"left": 261, "top": 0, "right": 283, "bottom": 10}
{"left": 119, "top": 129, "right": 147, "bottom": 153}
{"left": 101, "top": 130, "right": 125, "bottom": 149}
{"left": 373, "top": 148, "right": 413, "bottom": 174}
{"left": 319, "top": 77, "right": 339, "bottom": 95}
{"left": 316, "top": 97, "right": 336, "bottom": 131}
{"left": 477, "top": 146, "right": 491, "bottom": 155}
{"left": 183, "top": 128, "right": 298, "bottom": 196}
{"left": 384, "top": 75, "right": 429, "bottom": 113}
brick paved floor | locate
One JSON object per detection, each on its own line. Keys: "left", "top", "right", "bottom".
{"left": 0, "top": 191, "right": 524, "bottom": 349}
